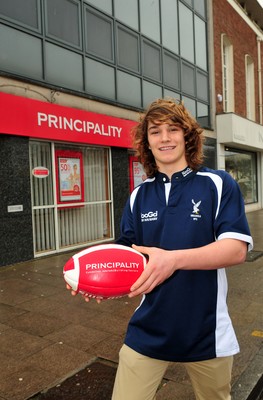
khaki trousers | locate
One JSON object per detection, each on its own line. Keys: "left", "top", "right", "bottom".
{"left": 112, "top": 344, "right": 233, "bottom": 400}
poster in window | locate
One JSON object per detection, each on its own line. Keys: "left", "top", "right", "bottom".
{"left": 129, "top": 156, "right": 147, "bottom": 192}
{"left": 55, "top": 150, "right": 84, "bottom": 204}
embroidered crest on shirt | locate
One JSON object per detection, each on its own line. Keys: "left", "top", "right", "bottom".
{"left": 191, "top": 199, "right": 202, "bottom": 221}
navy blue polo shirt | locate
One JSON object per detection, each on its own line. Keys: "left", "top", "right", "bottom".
{"left": 117, "top": 166, "right": 253, "bottom": 362}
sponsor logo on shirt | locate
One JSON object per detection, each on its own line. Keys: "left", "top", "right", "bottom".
{"left": 182, "top": 167, "right": 192, "bottom": 177}
{"left": 141, "top": 211, "right": 158, "bottom": 222}
{"left": 190, "top": 199, "right": 202, "bottom": 221}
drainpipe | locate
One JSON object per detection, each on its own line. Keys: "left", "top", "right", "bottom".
{"left": 257, "top": 37, "right": 263, "bottom": 125}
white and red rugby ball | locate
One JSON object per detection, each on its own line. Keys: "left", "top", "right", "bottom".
{"left": 63, "top": 244, "right": 146, "bottom": 298}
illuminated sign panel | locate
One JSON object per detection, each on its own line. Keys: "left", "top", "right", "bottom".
{"left": 0, "top": 92, "right": 136, "bottom": 148}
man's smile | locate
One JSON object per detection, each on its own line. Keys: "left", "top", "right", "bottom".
{"left": 159, "top": 146, "right": 176, "bottom": 151}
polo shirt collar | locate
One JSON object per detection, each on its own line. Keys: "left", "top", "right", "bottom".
{"left": 156, "top": 166, "right": 194, "bottom": 183}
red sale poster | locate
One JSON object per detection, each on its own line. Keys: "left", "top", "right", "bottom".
{"left": 55, "top": 150, "right": 84, "bottom": 204}
{"left": 129, "top": 156, "right": 147, "bottom": 192}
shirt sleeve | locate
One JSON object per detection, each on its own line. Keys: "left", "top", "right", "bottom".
{"left": 214, "top": 171, "right": 253, "bottom": 251}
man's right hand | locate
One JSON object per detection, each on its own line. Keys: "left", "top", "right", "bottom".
{"left": 66, "top": 284, "right": 102, "bottom": 303}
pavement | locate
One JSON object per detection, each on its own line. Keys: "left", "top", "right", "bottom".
{"left": 0, "top": 209, "right": 262, "bottom": 400}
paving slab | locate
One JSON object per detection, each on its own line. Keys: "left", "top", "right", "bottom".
{"left": 0, "top": 328, "right": 51, "bottom": 359}
{"left": 0, "top": 366, "right": 53, "bottom": 400}
{"left": 44, "top": 323, "right": 111, "bottom": 351}
{"left": 5, "top": 311, "right": 70, "bottom": 337}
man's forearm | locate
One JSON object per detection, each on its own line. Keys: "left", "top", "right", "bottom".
{"left": 175, "top": 239, "right": 247, "bottom": 271}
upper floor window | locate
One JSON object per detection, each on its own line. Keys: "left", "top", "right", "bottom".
{"left": 245, "top": 54, "right": 255, "bottom": 121}
{"left": 46, "top": 0, "right": 81, "bottom": 48}
{"left": 221, "top": 34, "right": 234, "bottom": 113}
{"left": 0, "top": 0, "right": 40, "bottom": 31}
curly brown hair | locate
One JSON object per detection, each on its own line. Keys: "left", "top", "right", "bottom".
{"left": 132, "top": 98, "right": 205, "bottom": 177}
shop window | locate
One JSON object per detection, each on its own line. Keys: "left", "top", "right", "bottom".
{"left": 225, "top": 147, "right": 258, "bottom": 205}
{"left": 30, "top": 142, "right": 56, "bottom": 253}
{"left": 129, "top": 156, "right": 146, "bottom": 191}
{"left": 203, "top": 141, "right": 216, "bottom": 169}
{"left": 56, "top": 146, "right": 113, "bottom": 249}
{"left": 30, "top": 142, "right": 113, "bottom": 256}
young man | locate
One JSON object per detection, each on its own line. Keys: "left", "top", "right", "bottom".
{"left": 111, "top": 99, "right": 253, "bottom": 400}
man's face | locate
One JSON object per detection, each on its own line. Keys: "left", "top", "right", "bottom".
{"left": 147, "top": 120, "right": 187, "bottom": 176}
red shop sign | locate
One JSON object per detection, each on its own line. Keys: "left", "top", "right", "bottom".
{"left": 0, "top": 92, "right": 136, "bottom": 148}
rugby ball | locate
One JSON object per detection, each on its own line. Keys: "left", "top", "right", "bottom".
{"left": 63, "top": 244, "right": 146, "bottom": 299}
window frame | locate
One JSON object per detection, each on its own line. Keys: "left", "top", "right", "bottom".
{"left": 84, "top": 5, "right": 115, "bottom": 63}
{"left": 245, "top": 54, "right": 256, "bottom": 121}
{"left": 221, "top": 34, "right": 234, "bottom": 113}
{"left": 116, "top": 23, "right": 141, "bottom": 74}
{"left": 142, "top": 38, "right": 162, "bottom": 83}
{"left": 44, "top": 0, "right": 82, "bottom": 50}
{"left": 0, "top": 0, "right": 41, "bottom": 33}
{"left": 225, "top": 146, "right": 258, "bottom": 205}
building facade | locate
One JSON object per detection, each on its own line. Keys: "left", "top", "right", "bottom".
{"left": 213, "top": 0, "right": 263, "bottom": 211}
{"left": 0, "top": 0, "right": 261, "bottom": 267}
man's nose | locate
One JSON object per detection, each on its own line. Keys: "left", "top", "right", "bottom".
{"left": 161, "top": 129, "right": 171, "bottom": 141}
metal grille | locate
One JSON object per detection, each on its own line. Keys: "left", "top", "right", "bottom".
{"left": 29, "top": 141, "right": 113, "bottom": 256}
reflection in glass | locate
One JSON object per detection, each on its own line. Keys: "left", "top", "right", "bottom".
{"left": 225, "top": 148, "right": 258, "bottom": 204}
